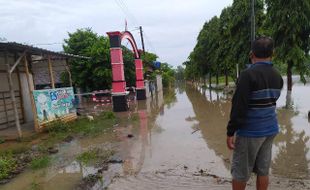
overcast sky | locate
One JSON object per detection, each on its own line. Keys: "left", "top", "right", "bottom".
{"left": 1, "top": 0, "right": 233, "bottom": 67}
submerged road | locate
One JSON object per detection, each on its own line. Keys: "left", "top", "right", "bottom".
{"left": 108, "top": 79, "right": 310, "bottom": 190}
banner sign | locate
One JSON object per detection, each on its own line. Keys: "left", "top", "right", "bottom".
{"left": 33, "top": 87, "right": 76, "bottom": 124}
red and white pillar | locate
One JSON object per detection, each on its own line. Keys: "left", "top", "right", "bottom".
{"left": 135, "top": 59, "right": 144, "bottom": 89}
{"left": 107, "top": 31, "right": 126, "bottom": 94}
{"left": 107, "top": 31, "right": 129, "bottom": 111}
{"left": 135, "top": 58, "right": 146, "bottom": 100}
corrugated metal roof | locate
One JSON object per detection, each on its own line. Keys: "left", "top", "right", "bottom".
{"left": 0, "top": 42, "right": 90, "bottom": 59}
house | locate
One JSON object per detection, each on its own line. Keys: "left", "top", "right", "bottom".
{"left": 0, "top": 42, "right": 88, "bottom": 139}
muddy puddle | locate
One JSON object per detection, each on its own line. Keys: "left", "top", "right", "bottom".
{"left": 2, "top": 76, "right": 310, "bottom": 190}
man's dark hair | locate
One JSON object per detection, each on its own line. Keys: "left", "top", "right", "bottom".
{"left": 251, "top": 36, "right": 274, "bottom": 58}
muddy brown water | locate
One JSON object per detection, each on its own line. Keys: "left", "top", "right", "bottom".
{"left": 2, "top": 76, "right": 310, "bottom": 190}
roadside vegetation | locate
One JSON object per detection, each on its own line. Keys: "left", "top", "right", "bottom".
{"left": 0, "top": 111, "right": 118, "bottom": 184}
{"left": 0, "top": 153, "right": 17, "bottom": 180}
{"left": 76, "top": 148, "right": 114, "bottom": 165}
{"left": 182, "top": 0, "right": 310, "bottom": 91}
{"left": 30, "top": 156, "right": 51, "bottom": 170}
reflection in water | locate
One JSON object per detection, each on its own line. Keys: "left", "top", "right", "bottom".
{"left": 163, "top": 88, "right": 177, "bottom": 108}
{"left": 185, "top": 85, "right": 231, "bottom": 170}
{"left": 273, "top": 108, "right": 310, "bottom": 178}
{"left": 117, "top": 90, "right": 165, "bottom": 176}
{"left": 185, "top": 81, "right": 310, "bottom": 180}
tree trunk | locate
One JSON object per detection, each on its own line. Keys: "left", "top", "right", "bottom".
{"left": 287, "top": 61, "right": 293, "bottom": 91}
{"left": 209, "top": 73, "right": 212, "bottom": 89}
{"left": 285, "top": 90, "right": 292, "bottom": 109}
{"left": 225, "top": 67, "right": 228, "bottom": 86}
{"left": 216, "top": 69, "right": 219, "bottom": 86}
{"left": 204, "top": 76, "right": 206, "bottom": 87}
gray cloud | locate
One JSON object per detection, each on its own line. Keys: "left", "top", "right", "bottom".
{"left": 1, "top": 0, "right": 233, "bottom": 66}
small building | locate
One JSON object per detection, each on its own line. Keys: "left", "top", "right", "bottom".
{"left": 0, "top": 42, "right": 88, "bottom": 139}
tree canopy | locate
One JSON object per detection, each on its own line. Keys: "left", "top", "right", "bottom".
{"left": 184, "top": 0, "right": 310, "bottom": 91}
{"left": 265, "top": 0, "right": 310, "bottom": 90}
{"left": 63, "top": 28, "right": 112, "bottom": 91}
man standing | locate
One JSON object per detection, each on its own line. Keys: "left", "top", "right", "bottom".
{"left": 226, "top": 37, "right": 283, "bottom": 190}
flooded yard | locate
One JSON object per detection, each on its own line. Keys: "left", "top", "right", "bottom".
{"left": 1, "top": 76, "right": 310, "bottom": 190}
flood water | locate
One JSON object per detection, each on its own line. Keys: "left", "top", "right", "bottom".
{"left": 2, "top": 76, "right": 310, "bottom": 190}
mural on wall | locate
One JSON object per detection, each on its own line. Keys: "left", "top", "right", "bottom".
{"left": 33, "top": 87, "right": 76, "bottom": 124}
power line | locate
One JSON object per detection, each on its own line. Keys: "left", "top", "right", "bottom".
{"left": 118, "top": 0, "right": 138, "bottom": 25}
{"left": 113, "top": 0, "right": 157, "bottom": 55}
{"left": 143, "top": 32, "right": 157, "bottom": 55}
{"left": 114, "top": 0, "right": 138, "bottom": 26}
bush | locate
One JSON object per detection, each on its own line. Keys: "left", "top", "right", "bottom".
{"left": 30, "top": 156, "right": 51, "bottom": 170}
{"left": 46, "top": 119, "right": 69, "bottom": 133}
{"left": 0, "top": 153, "right": 16, "bottom": 179}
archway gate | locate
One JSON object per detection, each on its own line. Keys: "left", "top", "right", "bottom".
{"left": 107, "top": 31, "right": 146, "bottom": 112}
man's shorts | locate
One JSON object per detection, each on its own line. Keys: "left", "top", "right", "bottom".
{"left": 231, "top": 135, "right": 276, "bottom": 182}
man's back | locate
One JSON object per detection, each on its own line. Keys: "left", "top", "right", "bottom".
{"left": 237, "top": 62, "right": 283, "bottom": 137}
{"left": 227, "top": 62, "right": 283, "bottom": 137}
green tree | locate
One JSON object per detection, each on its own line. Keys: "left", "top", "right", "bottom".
{"left": 175, "top": 65, "right": 185, "bottom": 81}
{"left": 160, "top": 63, "right": 175, "bottom": 88}
{"left": 218, "top": 7, "right": 234, "bottom": 85}
{"left": 184, "top": 0, "right": 264, "bottom": 85}
{"left": 141, "top": 51, "right": 158, "bottom": 69}
{"left": 265, "top": 0, "right": 310, "bottom": 91}
{"left": 63, "top": 28, "right": 112, "bottom": 91}
{"left": 228, "top": 0, "right": 264, "bottom": 71}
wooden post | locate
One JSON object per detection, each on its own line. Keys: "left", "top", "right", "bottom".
{"left": 15, "top": 53, "right": 25, "bottom": 123}
{"left": 5, "top": 51, "right": 22, "bottom": 138}
{"left": 24, "top": 56, "right": 39, "bottom": 132}
{"left": 48, "top": 55, "right": 55, "bottom": 89}
{"left": 2, "top": 93, "right": 9, "bottom": 126}
{"left": 225, "top": 66, "right": 228, "bottom": 86}
{"left": 209, "top": 73, "right": 212, "bottom": 89}
{"left": 65, "top": 59, "right": 73, "bottom": 87}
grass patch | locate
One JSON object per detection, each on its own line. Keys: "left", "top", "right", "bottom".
{"left": 30, "top": 156, "right": 51, "bottom": 170}
{"left": 46, "top": 120, "right": 70, "bottom": 134}
{"left": 0, "top": 153, "right": 17, "bottom": 180}
{"left": 77, "top": 148, "right": 114, "bottom": 165}
{"left": 77, "top": 149, "right": 99, "bottom": 165}
{"left": 70, "top": 114, "right": 116, "bottom": 136}
{"left": 38, "top": 112, "right": 117, "bottom": 150}
{"left": 100, "top": 111, "right": 116, "bottom": 120}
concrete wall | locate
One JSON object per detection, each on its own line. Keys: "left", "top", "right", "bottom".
{"left": 156, "top": 75, "right": 163, "bottom": 92}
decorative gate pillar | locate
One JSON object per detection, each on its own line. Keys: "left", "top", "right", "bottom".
{"left": 135, "top": 59, "right": 146, "bottom": 100}
{"left": 107, "top": 31, "right": 129, "bottom": 112}
{"left": 107, "top": 30, "right": 147, "bottom": 112}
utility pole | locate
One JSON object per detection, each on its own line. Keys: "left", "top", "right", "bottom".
{"left": 139, "top": 26, "right": 146, "bottom": 54}
{"left": 251, "top": 0, "right": 255, "bottom": 42}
